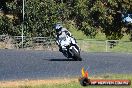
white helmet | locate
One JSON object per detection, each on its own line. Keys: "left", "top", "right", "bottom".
{"left": 54, "top": 23, "right": 63, "bottom": 32}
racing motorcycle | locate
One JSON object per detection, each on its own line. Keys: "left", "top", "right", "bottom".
{"left": 56, "top": 34, "right": 82, "bottom": 61}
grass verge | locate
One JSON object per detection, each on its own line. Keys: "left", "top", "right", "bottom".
{"left": 0, "top": 74, "right": 131, "bottom": 88}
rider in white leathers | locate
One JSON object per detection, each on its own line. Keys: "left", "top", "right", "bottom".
{"left": 54, "top": 23, "right": 76, "bottom": 57}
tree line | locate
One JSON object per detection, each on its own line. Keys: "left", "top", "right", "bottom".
{"left": 0, "top": 0, "right": 132, "bottom": 40}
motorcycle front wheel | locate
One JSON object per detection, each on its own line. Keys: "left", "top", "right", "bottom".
{"left": 71, "top": 47, "right": 82, "bottom": 61}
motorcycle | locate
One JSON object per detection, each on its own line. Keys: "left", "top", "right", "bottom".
{"left": 56, "top": 34, "right": 82, "bottom": 61}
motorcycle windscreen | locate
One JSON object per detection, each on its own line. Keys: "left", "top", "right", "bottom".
{"left": 58, "top": 34, "right": 71, "bottom": 47}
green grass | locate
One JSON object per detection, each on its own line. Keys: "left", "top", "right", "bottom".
{"left": 66, "top": 21, "right": 88, "bottom": 40}
{"left": 77, "top": 40, "right": 106, "bottom": 52}
{"left": 1, "top": 74, "right": 131, "bottom": 88}
{"left": 108, "top": 42, "right": 132, "bottom": 53}
{"left": 67, "top": 22, "right": 132, "bottom": 52}
{"left": 67, "top": 21, "right": 131, "bottom": 41}
{"left": 77, "top": 39, "right": 132, "bottom": 52}
{"left": 69, "top": 28, "right": 107, "bottom": 40}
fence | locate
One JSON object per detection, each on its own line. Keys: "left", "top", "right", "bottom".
{"left": 0, "top": 35, "right": 132, "bottom": 53}
{"left": 77, "top": 39, "right": 132, "bottom": 53}
{"left": 0, "top": 35, "right": 57, "bottom": 50}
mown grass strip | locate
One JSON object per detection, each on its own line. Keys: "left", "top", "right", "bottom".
{"left": 0, "top": 74, "right": 131, "bottom": 88}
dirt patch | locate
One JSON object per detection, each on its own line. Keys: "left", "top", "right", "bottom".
{"left": 0, "top": 77, "right": 104, "bottom": 87}
{"left": 0, "top": 42, "right": 5, "bottom": 48}
{"left": 0, "top": 78, "right": 77, "bottom": 87}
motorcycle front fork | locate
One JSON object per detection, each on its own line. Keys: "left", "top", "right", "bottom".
{"left": 62, "top": 49, "right": 72, "bottom": 58}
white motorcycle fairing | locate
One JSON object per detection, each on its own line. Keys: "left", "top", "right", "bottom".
{"left": 57, "top": 34, "right": 75, "bottom": 49}
{"left": 56, "top": 33, "right": 82, "bottom": 61}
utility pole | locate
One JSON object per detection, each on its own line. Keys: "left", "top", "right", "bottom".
{"left": 22, "top": 0, "right": 25, "bottom": 48}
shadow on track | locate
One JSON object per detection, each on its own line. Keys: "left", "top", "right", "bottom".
{"left": 49, "top": 59, "right": 76, "bottom": 61}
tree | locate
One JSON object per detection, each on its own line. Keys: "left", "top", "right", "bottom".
{"left": 82, "top": 0, "right": 132, "bottom": 40}
{"left": 1, "top": 0, "right": 132, "bottom": 41}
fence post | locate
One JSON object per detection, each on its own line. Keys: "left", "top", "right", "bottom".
{"left": 105, "top": 40, "right": 108, "bottom": 52}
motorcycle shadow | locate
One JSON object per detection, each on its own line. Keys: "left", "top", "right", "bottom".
{"left": 49, "top": 58, "right": 76, "bottom": 61}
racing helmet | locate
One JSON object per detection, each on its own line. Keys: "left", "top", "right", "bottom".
{"left": 54, "top": 23, "right": 63, "bottom": 32}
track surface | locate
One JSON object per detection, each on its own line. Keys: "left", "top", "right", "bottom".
{"left": 0, "top": 49, "right": 132, "bottom": 80}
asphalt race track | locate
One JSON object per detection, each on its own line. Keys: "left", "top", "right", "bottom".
{"left": 0, "top": 49, "right": 132, "bottom": 80}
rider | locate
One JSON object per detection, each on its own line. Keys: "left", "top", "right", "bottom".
{"left": 53, "top": 23, "right": 75, "bottom": 57}
{"left": 54, "top": 23, "right": 72, "bottom": 38}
